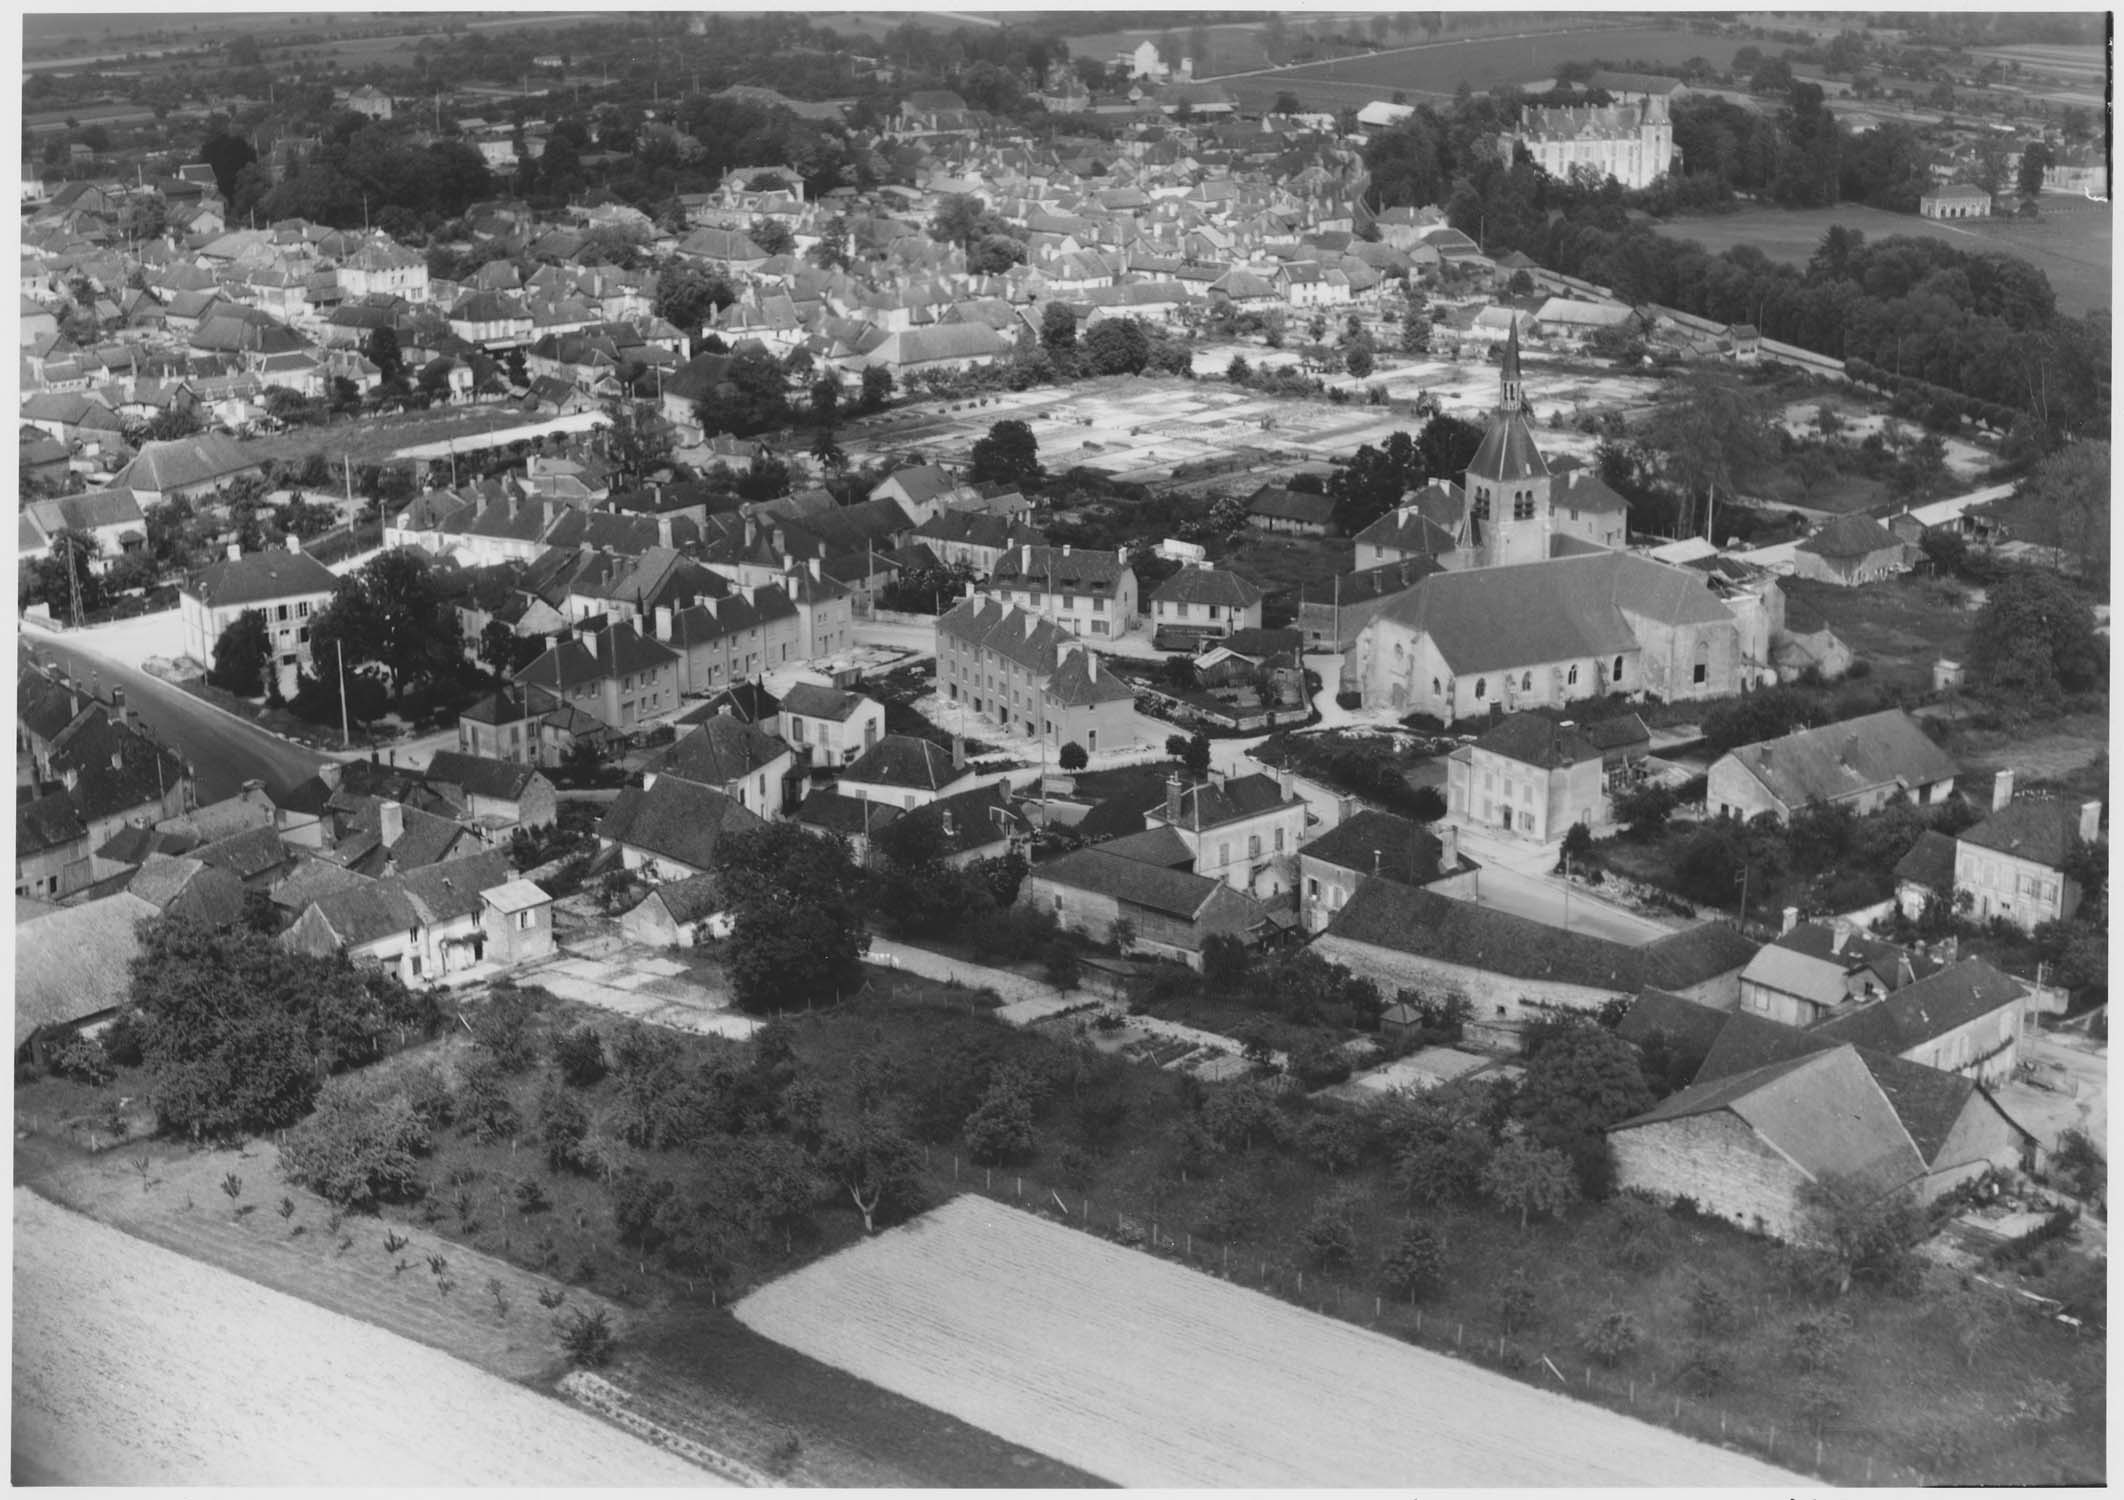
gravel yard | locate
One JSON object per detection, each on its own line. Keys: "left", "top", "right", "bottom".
{"left": 737, "top": 1196, "right": 1801, "bottom": 1488}
{"left": 11, "top": 1188, "right": 708, "bottom": 1486}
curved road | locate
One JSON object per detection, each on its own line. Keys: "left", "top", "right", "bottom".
{"left": 23, "top": 633, "right": 329, "bottom": 804}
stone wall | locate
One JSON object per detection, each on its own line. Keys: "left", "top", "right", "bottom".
{"left": 1609, "top": 1108, "right": 1813, "bottom": 1241}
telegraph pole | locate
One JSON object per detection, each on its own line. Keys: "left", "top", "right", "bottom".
{"left": 337, "top": 638, "right": 351, "bottom": 750}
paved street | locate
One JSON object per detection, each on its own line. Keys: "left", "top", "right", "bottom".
{"left": 23, "top": 631, "right": 329, "bottom": 803}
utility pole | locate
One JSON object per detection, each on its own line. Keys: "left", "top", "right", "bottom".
{"left": 337, "top": 638, "right": 351, "bottom": 750}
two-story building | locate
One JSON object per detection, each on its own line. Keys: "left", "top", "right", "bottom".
{"left": 419, "top": 749, "right": 558, "bottom": 831}
{"left": 596, "top": 776, "right": 765, "bottom": 882}
{"left": 776, "top": 682, "right": 885, "bottom": 770}
{"left": 1298, "top": 810, "right": 1465, "bottom": 934}
{"left": 1953, "top": 770, "right": 2101, "bottom": 932}
{"left": 644, "top": 713, "right": 796, "bottom": 820}
{"left": 178, "top": 538, "right": 341, "bottom": 697}
{"left": 1022, "top": 847, "right": 1271, "bottom": 970}
{"left": 1812, "top": 957, "right": 2030, "bottom": 1088}
{"left": 1445, "top": 712, "right": 1608, "bottom": 843}
{"left": 1150, "top": 565, "right": 1266, "bottom": 648}
{"left": 1144, "top": 768, "right": 1311, "bottom": 900}
{"left": 836, "top": 734, "right": 982, "bottom": 812}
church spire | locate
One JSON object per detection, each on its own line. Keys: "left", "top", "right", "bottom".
{"left": 1499, "top": 321, "right": 1524, "bottom": 412}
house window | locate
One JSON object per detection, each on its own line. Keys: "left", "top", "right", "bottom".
{"left": 1612, "top": 656, "right": 1624, "bottom": 680}
{"left": 1274, "top": 827, "right": 1285, "bottom": 853}
{"left": 1567, "top": 664, "right": 1579, "bottom": 685}
{"left": 276, "top": 604, "right": 290, "bottom": 622}
{"left": 1306, "top": 877, "right": 1319, "bottom": 898}
{"left": 1249, "top": 834, "right": 1262, "bottom": 859}
{"left": 1692, "top": 640, "right": 1709, "bottom": 685}
{"left": 1219, "top": 841, "right": 1231, "bottom": 867}
{"left": 1521, "top": 672, "right": 1532, "bottom": 691}
{"left": 1474, "top": 678, "right": 1486, "bottom": 699}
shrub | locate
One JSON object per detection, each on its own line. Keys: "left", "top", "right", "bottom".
{"left": 48, "top": 1034, "right": 115, "bottom": 1085}
{"left": 963, "top": 1076, "right": 1037, "bottom": 1165}
{"left": 1577, "top": 1307, "right": 1644, "bottom": 1366}
{"left": 1675, "top": 1338, "right": 1733, "bottom": 1395}
{"left": 472, "top": 985, "right": 542, "bottom": 1073}
{"left": 1043, "top": 939, "right": 1081, "bottom": 990}
{"left": 1598, "top": 1193, "right": 1673, "bottom": 1272}
{"left": 279, "top": 1078, "right": 432, "bottom": 1209}
{"left": 1194, "top": 1174, "right": 1260, "bottom": 1241}
{"left": 1301, "top": 1193, "right": 1359, "bottom": 1269}
{"left": 1492, "top": 1268, "right": 1539, "bottom": 1333}
{"left": 535, "top": 1077, "right": 593, "bottom": 1173}
{"left": 1379, "top": 1222, "right": 1445, "bottom": 1300}
{"left": 1686, "top": 1276, "right": 1739, "bottom": 1337}
{"left": 555, "top": 1307, "right": 615, "bottom": 1367}
{"left": 399, "top": 1061, "right": 456, "bottom": 1132}
{"left": 551, "top": 1025, "right": 608, "bottom": 1088}
{"left": 457, "top": 1056, "right": 521, "bottom": 1144}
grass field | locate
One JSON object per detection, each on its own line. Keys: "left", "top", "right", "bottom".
{"left": 738, "top": 1196, "right": 1801, "bottom": 1487}
{"left": 1651, "top": 201, "right": 2113, "bottom": 318}
{"left": 1229, "top": 24, "right": 1751, "bottom": 111}
{"left": 1781, "top": 574, "right": 1981, "bottom": 690}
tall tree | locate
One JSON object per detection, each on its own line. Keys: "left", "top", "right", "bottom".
{"left": 1638, "top": 376, "right": 1775, "bottom": 540}
{"left": 210, "top": 609, "right": 274, "bottom": 697}
{"left": 968, "top": 419, "right": 1041, "bottom": 489}
{"left": 1966, "top": 567, "right": 2106, "bottom": 710}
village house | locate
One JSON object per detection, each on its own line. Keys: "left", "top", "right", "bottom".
{"left": 1243, "top": 483, "right": 1338, "bottom": 538}
{"left": 1952, "top": 770, "right": 2101, "bottom": 932}
{"left": 1737, "top": 914, "right": 1941, "bottom": 1027}
{"left": 480, "top": 877, "right": 555, "bottom": 966}
{"left": 619, "top": 872, "right": 729, "bottom": 948}
{"left": 178, "top": 538, "right": 341, "bottom": 697}
{"left": 1810, "top": 956, "right": 2030, "bottom": 1087}
{"left": 1023, "top": 847, "right": 1271, "bottom": 970}
{"left": 643, "top": 714, "right": 796, "bottom": 820}
{"left": 1298, "top": 810, "right": 1466, "bottom": 934}
{"left": 776, "top": 682, "right": 885, "bottom": 770}
{"left": 1150, "top": 565, "right": 1266, "bottom": 647}
{"left": 1444, "top": 713, "right": 1608, "bottom": 844}
{"left": 281, "top": 849, "right": 516, "bottom": 985}
{"left": 1791, "top": 512, "right": 1915, "bottom": 587}
{"left": 1706, "top": 709, "right": 1958, "bottom": 824}
{"left": 1144, "top": 768, "right": 1312, "bottom": 900}
{"left": 596, "top": 776, "right": 765, "bottom": 882}
{"left": 419, "top": 749, "right": 558, "bottom": 832}
{"left": 14, "top": 891, "right": 157, "bottom": 1063}
{"left": 836, "top": 733, "right": 982, "bottom": 811}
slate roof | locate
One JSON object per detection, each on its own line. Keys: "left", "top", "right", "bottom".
{"left": 1245, "top": 485, "right": 1338, "bottom": 527}
{"left": 989, "top": 545, "right": 1131, "bottom": 594}
{"left": 421, "top": 749, "right": 543, "bottom": 804}
{"left": 267, "top": 858, "right": 377, "bottom": 911}
{"left": 1611, "top": 1044, "right": 1926, "bottom": 1195}
{"left": 1033, "top": 846, "right": 1241, "bottom": 922}
{"left": 184, "top": 546, "right": 341, "bottom": 609}
{"left": 1374, "top": 551, "right": 1733, "bottom": 676}
{"left": 18, "top": 790, "right": 88, "bottom": 857}
{"left": 1325, "top": 880, "right": 1643, "bottom": 991}
{"left": 1812, "top": 958, "right": 2027, "bottom": 1056}
{"left": 598, "top": 778, "right": 765, "bottom": 872}
{"left": 1617, "top": 988, "right": 1732, "bottom": 1080}
{"left": 779, "top": 682, "right": 867, "bottom": 722}
{"left": 1299, "top": 809, "right": 1452, "bottom": 885}
{"left": 300, "top": 880, "right": 424, "bottom": 948}
{"left": 514, "top": 622, "right": 679, "bottom": 694}
{"left": 641, "top": 872, "right": 726, "bottom": 926}
{"left": 938, "top": 596, "right": 1134, "bottom": 706}
{"left": 1472, "top": 712, "right": 1601, "bottom": 770}
{"left": 841, "top": 734, "right": 962, "bottom": 793}
{"left": 1094, "top": 824, "right": 1197, "bottom": 869}
{"left": 396, "top": 849, "right": 515, "bottom": 924}
{"left": 1894, "top": 829, "right": 1960, "bottom": 893}
{"left": 650, "top": 716, "right": 788, "bottom": 787}
{"left": 15, "top": 891, "right": 157, "bottom": 1049}
{"left": 107, "top": 432, "right": 258, "bottom": 492}
{"left": 1800, "top": 511, "right": 1905, "bottom": 560}
{"left": 1638, "top": 922, "right": 1761, "bottom": 991}
{"left": 793, "top": 788, "right": 903, "bottom": 839}
{"left": 1352, "top": 504, "right": 1460, "bottom": 559}
{"left": 1153, "top": 565, "right": 1265, "bottom": 609}
{"left": 1151, "top": 772, "right": 1293, "bottom": 834}
{"left": 190, "top": 823, "right": 291, "bottom": 882}
{"left": 1718, "top": 710, "right": 1959, "bottom": 811}
{"left": 1958, "top": 798, "right": 2089, "bottom": 872}
{"left": 1465, "top": 406, "right": 1549, "bottom": 484}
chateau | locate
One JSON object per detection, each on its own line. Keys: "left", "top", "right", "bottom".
{"left": 1503, "top": 90, "right": 1674, "bottom": 190}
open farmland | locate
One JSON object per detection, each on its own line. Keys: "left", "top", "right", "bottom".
{"left": 1225, "top": 24, "right": 1751, "bottom": 110}
{"left": 11, "top": 1188, "right": 707, "bottom": 1486}
{"left": 736, "top": 1196, "right": 1800, "bottom": 1488}
{"left": 1650, "top": 201, "right": 2112, "bottom": 317}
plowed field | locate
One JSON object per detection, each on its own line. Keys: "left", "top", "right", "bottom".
{"left": 11, "top": 1190, "right": 709, "bottom": 1487}
{"left": 737, "top": 1197, "right": 1801, "bottom": 1488}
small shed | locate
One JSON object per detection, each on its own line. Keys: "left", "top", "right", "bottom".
{"left": 480, "top": 878, "right": 554, "bottom": 966}
{"left": 619, "top": 872, "right": 726, "bottom": 948}
{"left": 1380, "top": 1000, "right": 1424, "bottom": 1046}
{"left": 1933, "top": 658, "right": 1966, "bottom": 692}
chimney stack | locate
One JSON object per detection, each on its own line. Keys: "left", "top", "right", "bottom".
{"left": 654, "top": 604, "right": 674, "bottom": 642}
{"left": 2078, "top": 800, "right": 2102, "bottom": 844}
{"left": 226, "top": 541, "right": 242, "bottom": 561}
{"left": 1992, "top": 768, "right": 2014, "bottom": 812}
{"left": 1781, "top": 905, "right": 1798, "bottom": 935}
{"left": 951, "top": 734, "right": 966, "bottom": 770}
{"left": 286, "top": 532, "right": 302, "bottom": 553}
{"left": 379, "top": 799, "right": 404, "bottom": 848}
{"left": 1895, "top": 953, "right": 1916, "bottom": 990}
{"left": 1831, "top": 918, "right": 1851, "bottom": 955}
{"left": 1209, "top": 768, "right": 1226, "bottom": 792}
{"left": 1165, "top": 770, "right": 1184, "bottom": 823}
{"left": 1438, "top": 822, "right": 1459, "bottom": 871}
{"left": 657, "top": 515, "right": 674, "bottom": 549}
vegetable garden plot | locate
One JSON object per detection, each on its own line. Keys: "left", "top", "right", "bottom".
{"left": 736, "top": 1196, "right": 1800, "bottom": 1488}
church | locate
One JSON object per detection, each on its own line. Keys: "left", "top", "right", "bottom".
{"left": 1345, "top": 329, "right": 1780, "bottom": 723}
